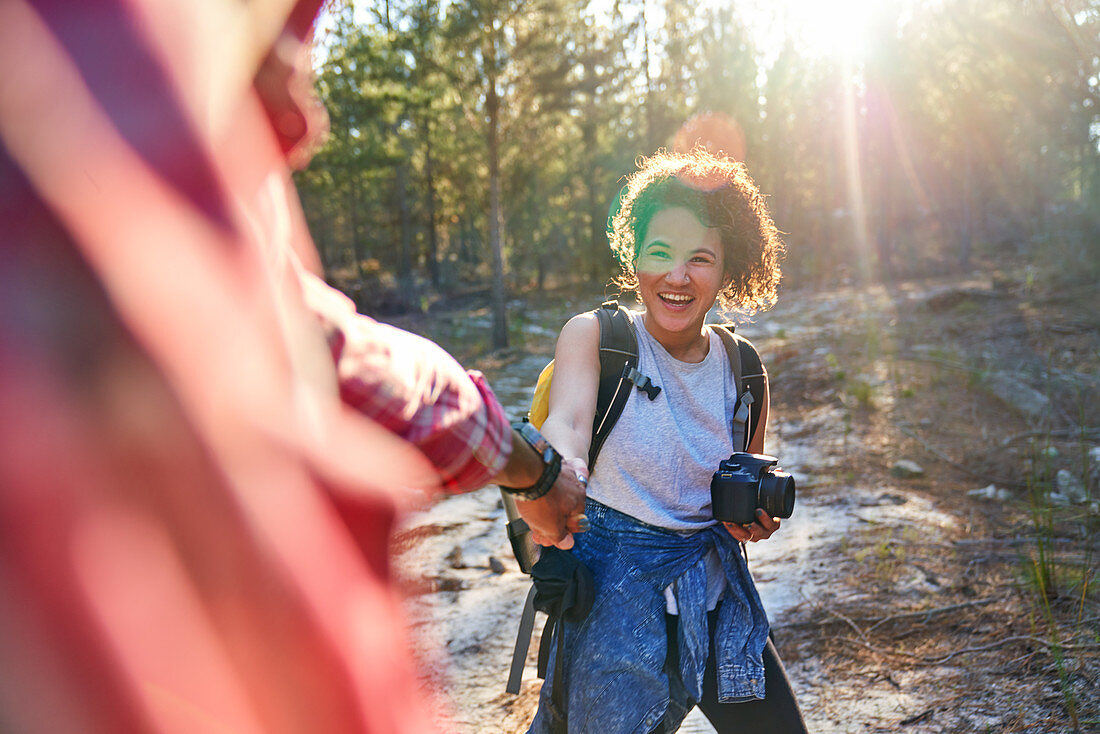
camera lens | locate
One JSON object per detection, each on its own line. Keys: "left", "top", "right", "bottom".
{"left": 758, "top": 471, "right": 795, "bottom": 519}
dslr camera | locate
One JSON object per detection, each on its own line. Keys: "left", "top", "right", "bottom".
{"left": 711, "top": 452, "right": 796, "bottom": 525}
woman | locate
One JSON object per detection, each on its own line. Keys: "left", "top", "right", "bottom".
{"left": 529, "top": 148, "right": 807, "bottom": 733}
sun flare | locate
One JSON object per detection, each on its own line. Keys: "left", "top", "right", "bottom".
{"left": 749, "top": 0, "right": 882, "bottom": 60}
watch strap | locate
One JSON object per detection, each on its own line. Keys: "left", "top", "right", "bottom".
{"left": 500, "top": 421, "right": 562, "bottom": 501}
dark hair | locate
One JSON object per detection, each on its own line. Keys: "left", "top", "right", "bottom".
{"left": 607, "top": 148, "right": 784, "bottom": 314}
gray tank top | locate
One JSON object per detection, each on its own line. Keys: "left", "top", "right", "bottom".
{"left": 588, "top": 309, "right": 739, "bottom": 531}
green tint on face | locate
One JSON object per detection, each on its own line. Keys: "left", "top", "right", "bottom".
{"left": 635, "top": 208, "right": 721, "bottom": 277}
{"left": 636, "top": 240, "right": 676, "bottom": 273}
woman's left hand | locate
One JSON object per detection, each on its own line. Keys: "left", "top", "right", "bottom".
{"left": 723, "top": 508, "right": 781, "bottom": 543}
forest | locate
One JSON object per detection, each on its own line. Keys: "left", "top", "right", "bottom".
{"left": 294, "top": 0, "right": 1099, "bottom": 349}
{"left": 4, "top": 1, "right": 1099, "bottom": 732}
{"left": 296, "top": 3, "right": 1099, "bottom": 730}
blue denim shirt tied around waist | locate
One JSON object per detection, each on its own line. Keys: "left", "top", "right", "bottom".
{"left": 528, "top": 499, "right": 769, "bottom": 734}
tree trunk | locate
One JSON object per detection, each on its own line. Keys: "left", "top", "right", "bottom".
{"left": 424, "top": 123, "right": 441, "bottom": 289}
{"left": 960, "top": 141, "right": 973, "bottom": 271}
{"left": 642, "top": 0, "right": 655, "bottom": 151}
{"left": 349, "top": 175, "right": 367, "bottom": 282}
{"left": 487, "top": 62, "right": 509, "bottom": 350}
{"left": 397, "top": 159, "right": 417, "bottom": 310}
{"left": 583, "top": 123, "right": 604, "bottom": 281}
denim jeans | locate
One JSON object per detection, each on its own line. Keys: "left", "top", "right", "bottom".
{"left": 528, "top": 499, "right": 769, "bottom": 734}
{"left": 668, "top": 613, "right": 809, "bottom": 734}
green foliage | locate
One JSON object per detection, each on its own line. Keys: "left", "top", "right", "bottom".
{"left": 845, "top": 378, "right": 875, "bottom": 408}
{"left": 825, "top": 352, "right": 845, "bottom": 381}
{"left": 1017, "top": 425, "right": 1099, "bottom": 727}
{"left": 294, "top": 0, "right": 1100, "bottom": 317}
{"left": 852, "top": 526, "right": 909, "bottom": 584}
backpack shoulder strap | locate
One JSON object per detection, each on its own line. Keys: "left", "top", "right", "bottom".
{"left": 505, "top": 305, "right": 633, "bottom": 695}
{"left": 505, "top": 303, "right": 637, "bottom": 696}
{"left": 712, "top": 324, "right": 767, "bottom": 451}
{"left": 589, "top": 301, "right": 638, "bottom": 469}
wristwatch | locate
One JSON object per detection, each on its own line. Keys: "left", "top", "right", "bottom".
{"left": 499, "top": 421, "right": 562, "bottom": 501}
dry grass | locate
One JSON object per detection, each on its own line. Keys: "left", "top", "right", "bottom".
{"left": 765, "top": 270, "right": 1099, "bottom": 732}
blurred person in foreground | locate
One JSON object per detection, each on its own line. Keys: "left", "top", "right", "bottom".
{"left": 0, "top": 2, "right": 583, "bottom": 733}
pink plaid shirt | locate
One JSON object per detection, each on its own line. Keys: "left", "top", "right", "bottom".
{"left": 1, "top": 2, "right": 481, "bottom": 731}
{"left": 303, "top": 276, "right": 513, "bottom": 493}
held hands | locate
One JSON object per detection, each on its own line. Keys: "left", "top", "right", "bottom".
{"left": 723, "top": 508, "right": 781, "bottom": 543}
{"left": 515, "top": 457, "right": 589, "bottom": 550}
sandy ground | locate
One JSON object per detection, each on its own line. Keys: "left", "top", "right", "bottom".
{"left": 391, "top": 277, "right": 1098, "bottom": 733}
{"left": 393, "top": 421, "right": 962, "bottom": 733}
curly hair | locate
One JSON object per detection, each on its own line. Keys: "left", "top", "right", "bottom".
{"left": 607, "top": 148, "right": 784, "bottom": 315}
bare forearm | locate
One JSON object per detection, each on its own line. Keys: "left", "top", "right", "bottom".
{"left": 538, "top": 415, "right": 591, "bottom": 473}
{"left": 492, "top": 429, "right": 545, "bottom": 488}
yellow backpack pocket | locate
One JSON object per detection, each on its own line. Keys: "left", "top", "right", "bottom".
{"left": 528, "top": 359, "right": 555, "bottom": 430}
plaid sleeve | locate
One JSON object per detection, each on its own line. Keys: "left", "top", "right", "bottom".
{"left": 302, "top": 276, "right": 512, "bottom": 493}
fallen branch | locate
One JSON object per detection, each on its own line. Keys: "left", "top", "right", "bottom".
{"left": 953, "top": 536, "right": 1084, "bottom": 546}
{"left": 898, "top": 353, "right": 983, "bottom": 375}
{"left": 900, "top": 708, "right": 934, "bottom": 726}
{"left": 1000, "top": 427, "right": 1100, "bottom": 446}
{"left": 779, "top": 598, "right": 1002, "bottom": 632}
{"left": 826, "top": 609, "right": 869, "bottom": 643}
{"left": 864, "top": 598, "right": 1002, "bottom": 634}
{"left": 840, "top": 634, "right": 1100, "bottom": 666}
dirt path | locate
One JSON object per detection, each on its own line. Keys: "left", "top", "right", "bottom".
{"left": 393, "top": 278, "right": 1098, "bottom": 733}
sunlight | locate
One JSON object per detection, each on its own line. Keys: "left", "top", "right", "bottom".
{"left": 740, "top": 0, "right": 881, "bottom": 61}
{"left": 790, "top": 0, "right": 877, "bottom": 58}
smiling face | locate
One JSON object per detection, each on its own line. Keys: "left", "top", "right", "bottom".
{"left": 636, "top": 206, "right": 725, "bottom": 342}
{"left": 608, "top": 150, "right": 784, "bottom": 321}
